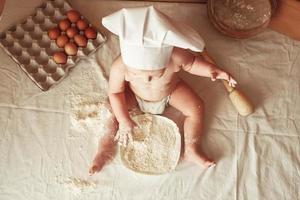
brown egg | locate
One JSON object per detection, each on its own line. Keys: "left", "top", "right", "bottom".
{"left": 67, "top": 10, "right": 81, "bottom": 23}
{"left": 56, "top": 35, "right": 69, "bottom": 48}
{"left": 48, "top": 27, "right": 61, "bottom": 40}
{"left": 59, "top": 19, "right": 71, "bottom": 31}
{"left": 64, "top": 42, "right": 78, "bottom": 56}
{"left": 66, "top": 27, "right": 79, "bottom": 38}
{"left": 53, "top": 51, "right": 67, "bottom": 64}
{"left": 74, "top": 34, "right": 87, "bottom": 47}
{"left": 76, "top": 19, "right": 88, "bottom": 30}
{"left": 85, "top": 27, "right": 97, "bottom": 39}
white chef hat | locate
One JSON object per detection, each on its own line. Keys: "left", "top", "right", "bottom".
{"left": 102, "top": 6, "right": 205, "bottom": 70}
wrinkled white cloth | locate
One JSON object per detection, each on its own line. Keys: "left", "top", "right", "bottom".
{"left": 0, "top": 1, "right": 300, "bottom": 200}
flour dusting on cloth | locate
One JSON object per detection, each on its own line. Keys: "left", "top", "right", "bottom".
{"left": 65, "top": 177, "right": 97, "bottom": 189}
{"left": 57, "top": 177, "right": 98, "bottom": 196}
{"left": 120, "top": 114, "right": 181, "bottom": 175}
{"left": 69, "top": 93, "right": 114, "bottom": 138}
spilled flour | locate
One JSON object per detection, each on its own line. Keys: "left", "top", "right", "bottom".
{"left": 120, "top": 114, "right": 181, "bottom": 174}
{"left": 56, "top": 176, "right": 99, "bottom": 196}
{"left": 67, "top": 85, "right": 180, "bottom": 175}
{"left": 65, "top": 177, "right": 97, "bottom": 189}
{"left": 68, "top": 93, "right": 114, "bottom": 138}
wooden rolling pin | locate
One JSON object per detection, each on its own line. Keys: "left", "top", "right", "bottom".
{"left": 201, "top": 50, "right": 254, "bottom": 116}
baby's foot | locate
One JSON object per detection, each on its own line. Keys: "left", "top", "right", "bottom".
{"left": 89, "top": 151, "right": 113, "bottom": 176}
{"left": 184, "top": 146, "right": 216, "bottom": 168}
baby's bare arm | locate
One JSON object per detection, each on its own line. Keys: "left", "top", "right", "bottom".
{"left": 172, "top": 47, "right": 220, "bottom": 77}
{"left": 172, "top": 47, "right": 236, "bottom": 86}
{"left": 108, "top": 57, "right": 131, "bottom": 124}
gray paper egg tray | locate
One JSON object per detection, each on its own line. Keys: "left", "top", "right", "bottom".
{"left": 0, "top": 0, "right": 106, "bottom": 91}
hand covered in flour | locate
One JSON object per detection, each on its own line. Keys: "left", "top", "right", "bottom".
{"left": 114, "top": 119, "right": 137, "bottom": 147}
{"left": 210, "top": 69, "right": 237, "bottom": 87}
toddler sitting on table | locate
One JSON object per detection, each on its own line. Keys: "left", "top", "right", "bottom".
{"left": 89, "top": 6, "right": 236, "bottom": 175}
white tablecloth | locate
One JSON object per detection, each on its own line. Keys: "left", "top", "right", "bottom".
{"left": 0, "top": 1, "right": 299, "bottom": 199}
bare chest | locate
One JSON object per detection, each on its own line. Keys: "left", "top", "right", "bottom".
{"left": 125, "top": 67, "right": 176, "bottom": 87}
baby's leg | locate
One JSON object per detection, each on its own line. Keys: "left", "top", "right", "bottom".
{"left": 89, "top": 116, "right": 118, "bottom": 175}
{"left": 169, "top": 81, "right": 215, "bottom": 168}
{"left": 89, "top": 86, "right": 140, "bottom": 175}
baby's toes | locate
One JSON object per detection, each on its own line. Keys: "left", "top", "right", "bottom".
{"left": 89, "top": 165, "right": 100, "bottom": 176}
{"left": 204, "top": 160, "right": 216, "bottom": 168}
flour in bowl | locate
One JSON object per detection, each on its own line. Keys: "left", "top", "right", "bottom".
{"left": 120, "top": 114, "right": 181, "bottom": 174}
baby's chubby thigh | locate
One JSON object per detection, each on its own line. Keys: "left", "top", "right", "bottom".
{"left": 169, "top": 80, "right": 204, "bottom": 118}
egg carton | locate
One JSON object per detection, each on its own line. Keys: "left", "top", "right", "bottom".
{"left": 0, "top": 0, "right": 106, "bottom": 91}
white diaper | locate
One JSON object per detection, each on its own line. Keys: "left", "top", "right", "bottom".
{"left": 135, "top": 95, "right": 170, "bottom": 115}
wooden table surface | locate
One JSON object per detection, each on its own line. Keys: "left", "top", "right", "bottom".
{"left": 0, "top": 0, "right": 5, "bottom": 18}
{"left": 269, "top": 0, "right": 300, "bottom": 41}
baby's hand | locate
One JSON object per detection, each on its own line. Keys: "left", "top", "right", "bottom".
{"left": 210, "top": 70, "right": 237, "bottom": 87}
{"left": 114, "top": 119, "right": 137, "bottom": 147}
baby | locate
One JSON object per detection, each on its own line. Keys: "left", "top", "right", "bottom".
{"left": 89, "top": 6, "right": 236, "bottom": 175}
